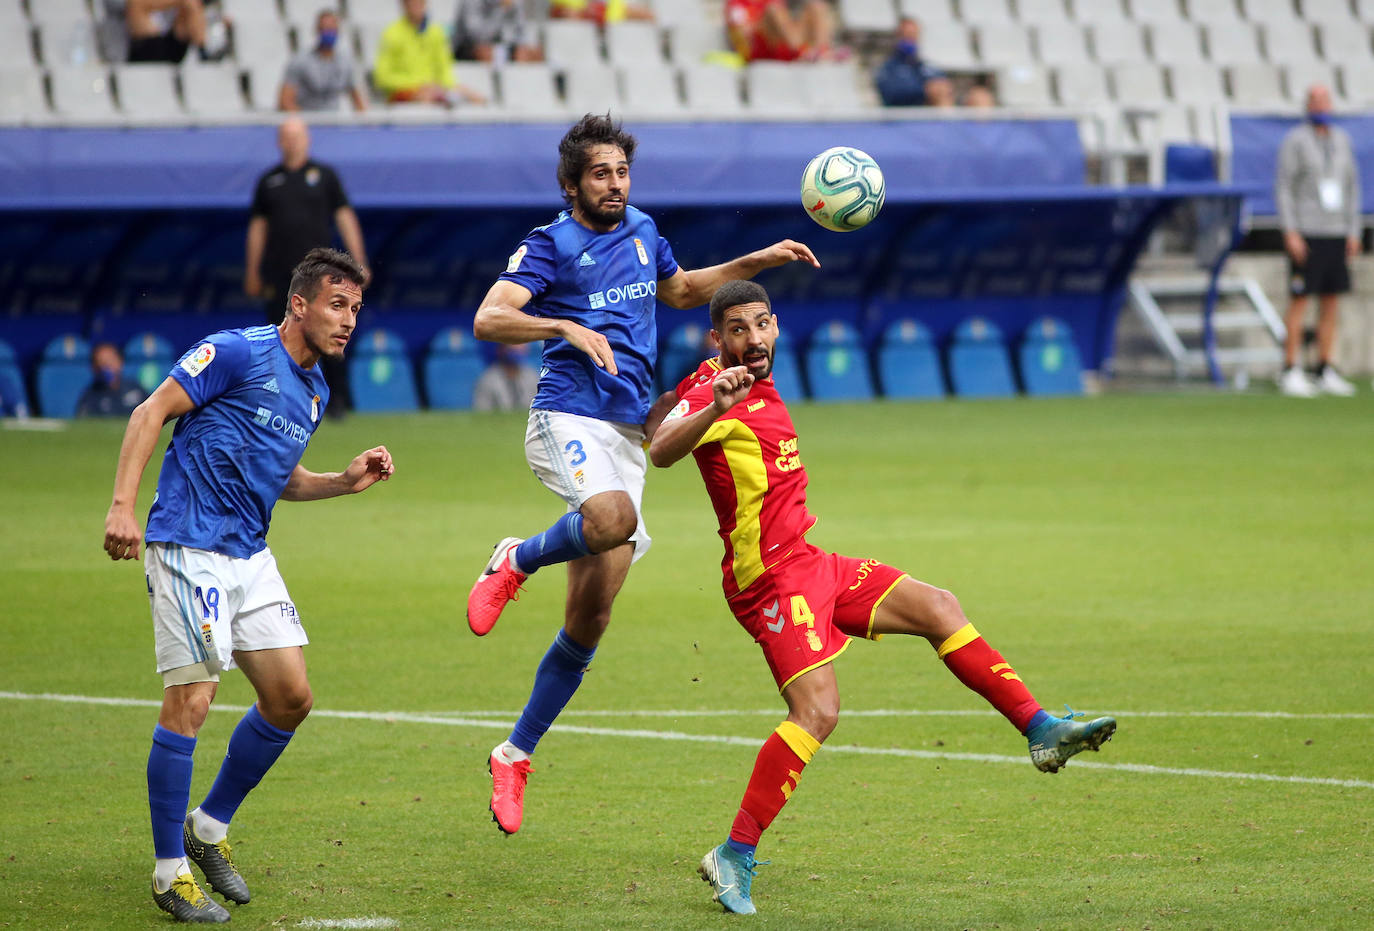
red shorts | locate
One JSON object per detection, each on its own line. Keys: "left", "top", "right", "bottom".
{"left": 725, "top": 543, "right": 908, "bottom": 691}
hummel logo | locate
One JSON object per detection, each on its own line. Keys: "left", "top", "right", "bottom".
{"left": 578, "top": 252, "right": 596, "bottom": 267}
{"left": 747, "top": 400, "right": 766, "bottom": 412}
{"left": 763, "top": 599, "right": 784, "bottom": 633}
{"left": 263, "top": 377, "right": 280, "bottom": 394}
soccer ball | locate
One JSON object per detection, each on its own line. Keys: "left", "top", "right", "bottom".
{"left": 800, "top": 146, "right": 886, "bottom": 232}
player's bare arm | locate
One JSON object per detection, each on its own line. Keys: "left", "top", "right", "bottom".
{"left": 474, "top": 279, "right": 619, "bottom": 376}
{"left": 103, "top": 377, "right": 196, "bottom": 561}
{"left": 281, "top": 446, "right": 395, "bottom": 501}
{"left": 648, "top": 366, "right": 754, "bottom": 468}
{"left": 656, "top": 241, "right": 820, "bottom": 310}
{"left": 642, "top": 389, "right": 678, "bottom": 443}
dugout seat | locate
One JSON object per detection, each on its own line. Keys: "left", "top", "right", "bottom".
{"left": 348, "top": 328, "right": 418, "bottom": 413}
{"left": 123, "top": 331, "right": 177, "bottom": 393}
{"left": 802, "top": 320, "right": 874, "bottom": 402}
{"left": 422, "top": 326, "right": 484, "bottom": 410}
{"left": 36, "top": 333, "right": 92, "bottom": 418}
{"left": 875, "top": 318, "right": 945, "bottom": 400}
{"left": 659, "top": 322, "right": 710, "bottom": 394}
{"left": 1017, "top": 316, "right": 1085, "bottom": 396}
{"left": 0, "top": 339, "right": 30, "bottom": 417}
{"left": 947, "top": 317, "right": 1016, "bottom": 399}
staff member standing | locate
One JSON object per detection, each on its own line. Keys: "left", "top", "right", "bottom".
{"left": 245, "top": 117, "right": 369, "bottom": 415}
{"left": 1275, "top": 84, "right": 1362, "bottom": 397}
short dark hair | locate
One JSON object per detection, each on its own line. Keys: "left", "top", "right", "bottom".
{"left": 286, "top": 247, "right": 367, "bottom": 310}
{"left": 556, "top": 113, "right": 637, "bottom": 206}
{"left": 709, "top": 279, "right": 771, "bottom": 330}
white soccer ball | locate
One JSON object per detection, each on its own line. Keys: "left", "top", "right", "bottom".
{"left": 800, "top": 146, "right": 886, "bottom": 232}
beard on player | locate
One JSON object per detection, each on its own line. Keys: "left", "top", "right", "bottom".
{"left": 576, "top": 185, "right": 626, "bottom": 227}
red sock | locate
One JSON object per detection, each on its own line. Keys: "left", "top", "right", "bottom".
{"left": 728, "top": 722, "right": 820, "bottom": 848}
{"left": 938, "top": 623, "right": 1042, "bottom": 733}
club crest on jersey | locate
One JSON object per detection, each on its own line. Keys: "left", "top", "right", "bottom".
{"left": 305, "top": 167, "right": 321, "bottom": 186}
{"left": 633, "top": 237, "right": 649, "bottom": 266}
{"left": 310, "top": 395, "right": 321, "bottom": 423}
{"left": 180, "top": 343, "right": 216, "bottom": 377}
{"left": 507, "top": 244, "right": 528, "bottom": 273}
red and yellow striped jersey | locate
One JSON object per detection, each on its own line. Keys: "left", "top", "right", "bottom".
{"left": 673, "top": 357, "right": 817, "bottom": 598}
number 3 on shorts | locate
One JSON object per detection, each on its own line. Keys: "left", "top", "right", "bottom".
{"left": 565, "top": 439, "right": 587, "bottom": 466}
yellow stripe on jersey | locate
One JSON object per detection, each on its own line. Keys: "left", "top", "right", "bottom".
{"left": 775, "top": 721, "right": 821, "bottom": 763}
{"left": 936, "top": 622, "right": 981, "bottom": 658}
{"left": 695, "top": 418, "right": 769, "bottom": 591}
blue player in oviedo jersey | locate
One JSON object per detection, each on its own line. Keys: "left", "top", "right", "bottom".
{"left": 466, "top": 113, "right": 820, "bottom": 836}
{"left": 102, "top": 248, "right": 395, "bottom": 924}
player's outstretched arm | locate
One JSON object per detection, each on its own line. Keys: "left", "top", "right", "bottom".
{"left": 657, "top": 240, "right": 821, "bottom": 310}
{"left": 104, "top": 377, "right": 196, "bottom": 561}
{"left": 642, "top": 389, "right": 678, "bottom": 444}
{"left": 281, "top": 446, "right": 395, "bottom": 502}
{"left": 474, "top": 280, "right": 619, "bottom": 376}
{"left": 648, "top": 367, "right": 754, "bottom": 468}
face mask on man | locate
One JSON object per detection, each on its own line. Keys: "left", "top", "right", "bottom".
{"left": 896, "top": 40, "right": 918, "bottom": 58}
{"left": 318, "top": 29, "right": 338, "bottom": 50}
{"left": 1308, "top": 111, "right": 1331, "bottom": 127}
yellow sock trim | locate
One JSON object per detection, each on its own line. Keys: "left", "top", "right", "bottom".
{"left": 936, "top": 622, "right": 981, "bottom": 659}
{"left": 775, "top": 721, "right": 821, "bottom": 764}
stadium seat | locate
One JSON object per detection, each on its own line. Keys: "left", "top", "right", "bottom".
{"left": 659, "top": 322, "right": 710, "bottom": 393}
{"left": 496, "top": 64, "right": 563, "bottom": 114}
{"left": 1069, "top": 0, "right": 1130, "bottom": 23}
{"left": 232, "top": 25, "right": 293, "bottom": 70}
{"left": 1313, "top": 23, "right": 1370, "bottom": 65}
{"left": 1054, "top": 63, "right": 1112, "bottom": 105}
{"left": 1297, "top": 0, "right": 1356, "bottom": 26}
{"left": 543, "top": 19, "right": 601, "bottom": 68}
{"left": 563, "top": 61, "right": 622, "bottom": 112}
{"left": 1089, "top": 21, "right": 1150, "bottom": 63}
{"left": 453, "top": 62, "right": 497, "bottom": 106}
{"left": 28, "top": 0, "right": 93, "bottom": 30}
{"left": 122, "top": 331, "right": 177, "bottom": 393}
{"left": 1185, "top": 0, "right": 1245, "bottom": 26}
{"left": 1147, "top": 21, "right": 1206, "bottom": 65}
{"left": 245, "top": 62, "right": 284, "bottom": 111}
{"left": 342, "top": 0, "right": 396, "bottom": 29}
{"left": 36, "top": 333, "right": 92, "bottom": 418}
{"left": 1260, "top": 23, "right": 1321, "bottom": 65}
{"left": 977, "top": 23, "right": 1036, "bottom": 66}
{"left": 0, "top": 339, "right": 30, "bottom": 417}
{"left": 1228, "top": 62, "right": 1286, "bottom": 105}
{"left": 1242, "top": 0, "right": 1304, "bottom": 27}
{"left": 838, "top": 0, "right": 900, "bottom": 32}
{"left": 1016, "top": 0, "right": 1072, "bottom": 23}
{"left": 181, "top": 63, "right": 250, "bottom": 117}
{"left": 1283, "top": 60, "right": 1339, "bottom": 103}
{"left": 604, "top": 21, "right": 665, "bottom": 66}
{"left": 798, "top": 62, "right": 866, "bottom": 114}
{"left": 919, "top": 21, "right": 978, "bottom": 69}
{"left": 769, "top": 331, "right": 804, "bottom": 403}
{"left": 48, "top": 66, "right": 119, "bottom": 121}
{"left": 961, "top": 0, "right": 1015, "bottom": 25}
{"left": 744, "top": 61, "right": 809, "bottom": 115}
{"left": 1127, "top": 0, "right": 1188, "bottom": 24}
{"left": 946, "top": 317, "right": 1016, "bottom": 399}
{"left": 1035, "top": 24, "right": 1092, "bottom": 65}
{"left": 681, "top": 64, "right": 743, "bottom": 114}
{"left": 1205, "top": 22, "right": 1263, "bottom": 64}
{"left": 1339, "top": 59, "right": 1374, "bottom": 106}
{"left": 0, "top": 67, "right": 49, "bottom": 124}
{"left": 114, "top": 65, "right": 184, "bottom": 119}
{"left": 1111, "top": 63, "right": 1168, "bottom": 105}
{"left": 1017, "top": 316, "right": 1084, "bottom": 396}
{"left": 996, "top": 64, "right": 1053, "bottom": 106}
{"left": 422, "top": 327, "right": 483, "bottom": 410}
{"left": 803, "top": 321, "right": 873, "bottom": 402}
{"left": 348, "top": 328, "right": 419, "bottom": 413}
{"left": 620, "top": 64, "right": 684, "bottom": 113}
{"left": 646, "top": 0, "right": 711, "bottom": 26}
{"left": 1167, "top": 61, "right": 1228, "bottom": 102}
{"left": 665, "top": 21, "right": 730, "bottom": 64}
{"left": 0, "top": 22, "right": 37, "bottom": 70}
{"left": 875, "top": 319, "right": 944, "bottom": 400}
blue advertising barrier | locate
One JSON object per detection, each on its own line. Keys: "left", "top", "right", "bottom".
{"left": 1229, "top": 113, "right": 1374, "bottom": 218}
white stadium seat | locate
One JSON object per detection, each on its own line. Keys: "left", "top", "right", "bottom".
{"left": 1204, "top": 22, "right": 1263, "bottom": 63}
{"left": 1338, "top": 59, "right": 1374, "bottom": 105}
{"left": 618, "top": 63, "right": 683, "bottom": 113}
{"left": 680, "top": 63, "right": 742, "bottom": 114}
{"left": 543, "top": 19, "right": 602, "bottom": 68}
{"left": 1185, "top": 0, "right": 1244, "bottom": 25}
{"left": 838, "top": 0, "right": 900, "bottom": 32}
{"left": 49, "top": 65, "right": 119, "bottom": 120}
{"left": 1227, "top": 61, "right": 1285, "bottom": 105}
{"left": 1017, "top": 0, "right": 1072, "bottom": 22}
{"left": 496, "top": 63, "right": 563, "bottom": 114}
{"left": 978, "top": 23, "right": 1036, "bottom": 66}
{"left": 1298, "top": 0, "right": 1357, "bottom": 25}
{"left": 1111, "top": 62, "right": 1168, "bottom": 104}
{"left": 1126, "top": 0, "right": 1188, "bottom": 24}
{"left": 27, "top": 0, "right": 92, "bottom": 30}
{"left": 1147, "top": 21, "right": 1205, "bottom": 64}
{"left": 604, "top": 21, "right": 665, "bottom": 67}
{"left": 1283, "top": 60, "right": 1340, "bottom": 102}
{"left": 453, "top": 62, "right": 497, "bottom": 104}
{"left": 1089, "top": 21, "right": 1150, "bottom": 62}
{"left": 1168, "top": 60, "right": 1229, "bottom": 101}
{"left": 919, "top": 21, "right": 978, "bottom": 69}
{"left": 799, "top": 61, "right": 867, "bottom": 113}
{"left": 996, "top": 64, "right": 1054, "bottom": 106}
{"left": 1260, "top": 23, "right": 1322, "bottom": 64}
{"left": 115, "top": 64, "right": 183, "bottom": 119}
{"left": 1069, "top": 0, "right": 1130, "bottom": 23}
{"left": 1035, "top": 24, "right": 1091, "bottom": 64}
{"left": 181, "top": 62, "right": 249, "bottom": 116}
{"left": 0, "top": 66, "right": 50, "bottom": 123}
{"left": 961, "top": 0, "right": 1015, "bottom": 25}
{"left": 1314, "top": 22, "right": 1371, "bottom": 62}
{"left": 744, "top": 61, "right": 809, "bottom": 115}
{"left": 562, "top": 61, "right": 621, "bottom": 112}
{"left": 899, "top": 0, "right": 957, "bottom": 23}
{"left": 665, "top": 21, "right": 729, "bottom": 65}
{"left": 1241, "top": 0, "right": 1303, "bottom": 26}
{"left": 1054, "top": 62, "right": 1112, "bottom": 104}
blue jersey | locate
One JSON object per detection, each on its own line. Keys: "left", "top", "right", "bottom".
{"left": 499, "top": 206, "right": 679, "bottom": 425}
{"left": 145, "top": 326, "right": 329, "bottom": 560}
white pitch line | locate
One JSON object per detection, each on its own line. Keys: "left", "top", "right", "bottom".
{"left": 297, "top": 919, "right": 397, "bottom": 930}
{"left": 4, "top": 691, "right": 1371, "bottom": 790}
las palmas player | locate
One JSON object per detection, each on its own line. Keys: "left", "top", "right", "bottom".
{"left": 466, "top": 113, "right": 820, "bottom": 836}
{"left": 648, "top": 279, "right": 1117, "bottom": 916}
{"left": 103, "top": 248, "right": 394, "bottom": 923}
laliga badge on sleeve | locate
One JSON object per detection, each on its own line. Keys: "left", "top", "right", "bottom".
{"left": 180, "top": 343, "right": 216, "bottom": 377}
{"left": 507, "top": 244, "right": 528, "bottom": 273}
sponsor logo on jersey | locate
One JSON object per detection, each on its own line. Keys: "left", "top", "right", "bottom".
{"left": 633, "top": 237, "right": 649, "bottom": 266}
{"left": 252, "top": 406, "right": 313, "bottom": 445}
{"left": 507, "top": 244, "right": 528, "bottom": 273}
{"left": 253, "top": 406, "right": 272, "bottom": 426}
{"left": 775, "top": 436, "right": 802, "bottom": 472}
{"left": 587, "top": 279, "right": 657, "bottom": 309}
{"left": 747, "top": 399, "right": 766, "bottom": 413}
{"left": 263, "top": 377, "right": 280, "bottom": 394}
{"left": 578, "top": 251, "right": 596, "bottom": 267}
{"left": 180, "top": 343, "right": 216, "bottom": 377}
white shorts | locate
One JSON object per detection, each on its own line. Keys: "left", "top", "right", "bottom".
{"left": 524, "top": 409, "right": 652, "bottom": 562}
{"left": 146, "top": 542, "right": 308, "bottom": 684}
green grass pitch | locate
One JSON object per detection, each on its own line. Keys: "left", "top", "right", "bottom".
{"left": 2, "top": 392, "right": 1372, "bottom": 929}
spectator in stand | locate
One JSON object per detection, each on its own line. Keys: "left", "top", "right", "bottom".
{"left": 875, "top": 16, "right": 949, "bottom": 107}
{"left": 454, "top": 0, "right": 544, "bottom": 63}
{"left": 472, "top": 344, "right": 540, "bottom": 412}
{"left": 125, "top": 0, "right": 210, "bottom": 63}
{"left": 77, "top": 342, "right": 149, "bottom": 418}
{"left": 281, "top": 9, "right": 367, "bottom": 112}
{"left": 374, "top": 0, "right": 487, "bottom": 105}
{"left": 548, "top": 0, "right": 655, "bottom": 23}
{"left": 1275, "top": 84, "right": 1363, "bottom": 397}
{"left": 964, "top": 83, "right": 995, "bottom": 108}
{"left": 725, "top": 0, "right": 843, "bottom": 63}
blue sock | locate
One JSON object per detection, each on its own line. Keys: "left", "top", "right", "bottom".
{"left": 513, "top": 512, "right": 591, "bottom": 576}
{"left": 509, "top": 629, "right": 596, "bottom": 754}
{"left": 199, "top": 704, "right": 294, "bottom": 824}
{"left": 726, "top": 838, "right": 757, "bottom": 859}
{"left": 147, "top": 725, "right": 196, "bottom": 859}
{"left": 1023, "top": 709, "right": 1052, "bottom": 735}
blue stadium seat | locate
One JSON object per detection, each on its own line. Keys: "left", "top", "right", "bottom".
{"left": 875, "top": 318, "right": 945, "bottom": 399}
{"left": 802, "top": 320, "right": 874, "bottom": 402}
{"left": 0, "top": 339, "right": 30, "bottom": 417}
{"left": 36, "top": 333, "right": 92, "bottom": 418}
{"left": 947, "top": 317, "right": 1016, "bottom": 399}
{"left": 347, "top": 328, "right": 419, "bottom": 413}
{"left": 659, "top": 321, "right": 710, "bottom": 392}
{"left": 769, "top": 331, "right": 804, "bottom": 402}
{"left": 122, "top": 331, "right": 176, "bottom": 393}
{"left": 1018, "top": 316, "right": 1084, "bottom": 396}
{"left": 422, "top": 327, "right": 484, "bottom": 410}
